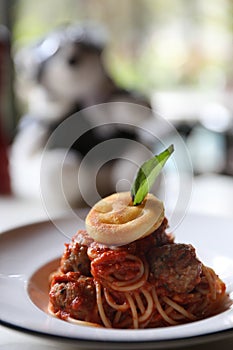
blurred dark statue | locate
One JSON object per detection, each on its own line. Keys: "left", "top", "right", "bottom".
{"left": 10, "top": 23, "right": 153, "bottom": 207}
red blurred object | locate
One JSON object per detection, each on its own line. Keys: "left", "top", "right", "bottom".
{"left": 0, "top": 26, "right": 11, "bottom": 194}
{"left": 0, "top": 124, "right": 11, "bottom": 194}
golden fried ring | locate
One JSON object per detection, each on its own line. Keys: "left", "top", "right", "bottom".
{"left": 85, "top": 192, "right": 164, "bottom": 246}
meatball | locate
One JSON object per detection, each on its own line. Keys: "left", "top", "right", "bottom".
{"left": 148, "top": 243, "right": 202, "bottom": 294}
{"left": 135, "top": 218, "right": 174, "bottom": 255}
{"left": 49, "top": 272, "right": 100, "bottom": 323}
{"left": 60, "top": 230, "right": 92, "bottom": 276}
{"left": 73, "top": 229, "right": 94, "bottom": 246}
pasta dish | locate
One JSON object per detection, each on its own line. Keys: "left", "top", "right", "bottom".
{"left": 48, "top": 192, "right": 230, "bottom": 328}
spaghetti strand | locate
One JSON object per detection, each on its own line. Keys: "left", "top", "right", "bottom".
{"left": 151, "top": 287, "right": 178, "bottom": 325}
{"left": 138, "top": 288, "right": 154, "bottom": 323}
{"left": 163, "top": 296, "right": 197, "bottom": 321}
{"left": 96, "top": 282, "right": 112, "bottom": 328}
{"left": 125, "top": 292, "right": 139, "bottom": 329}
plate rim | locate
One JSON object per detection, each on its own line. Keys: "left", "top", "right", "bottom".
{"left": 1, "top": 320, "right": 233, "bottom": 350}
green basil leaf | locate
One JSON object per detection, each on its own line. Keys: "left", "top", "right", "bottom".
{"left": 131, "top": 144, "right": 174, "bottom": 205}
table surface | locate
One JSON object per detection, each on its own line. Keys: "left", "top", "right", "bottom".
{"left": 1, "top": 174, "right": 233, "bottom": 349}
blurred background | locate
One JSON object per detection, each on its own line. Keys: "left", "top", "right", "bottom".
{"left": 0, "top": 0, "right": 233, "bottom": 228}
{"left": 1, "top": 2, "right": 233, "bottom": 347}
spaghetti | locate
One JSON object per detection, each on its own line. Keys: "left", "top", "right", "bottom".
{"left": 48, "top": 215, "right": 230, "bottom": 329}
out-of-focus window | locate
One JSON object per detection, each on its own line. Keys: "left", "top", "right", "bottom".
{"left": 2, "top": 0, "right": 233, "bottom": 175}
{"left": 11, "top": 0, "right": 233, "bottom": 94}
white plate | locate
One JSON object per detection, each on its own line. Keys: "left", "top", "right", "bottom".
{"left": 1, "top": 213, "right": 233, "bottom": 349}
